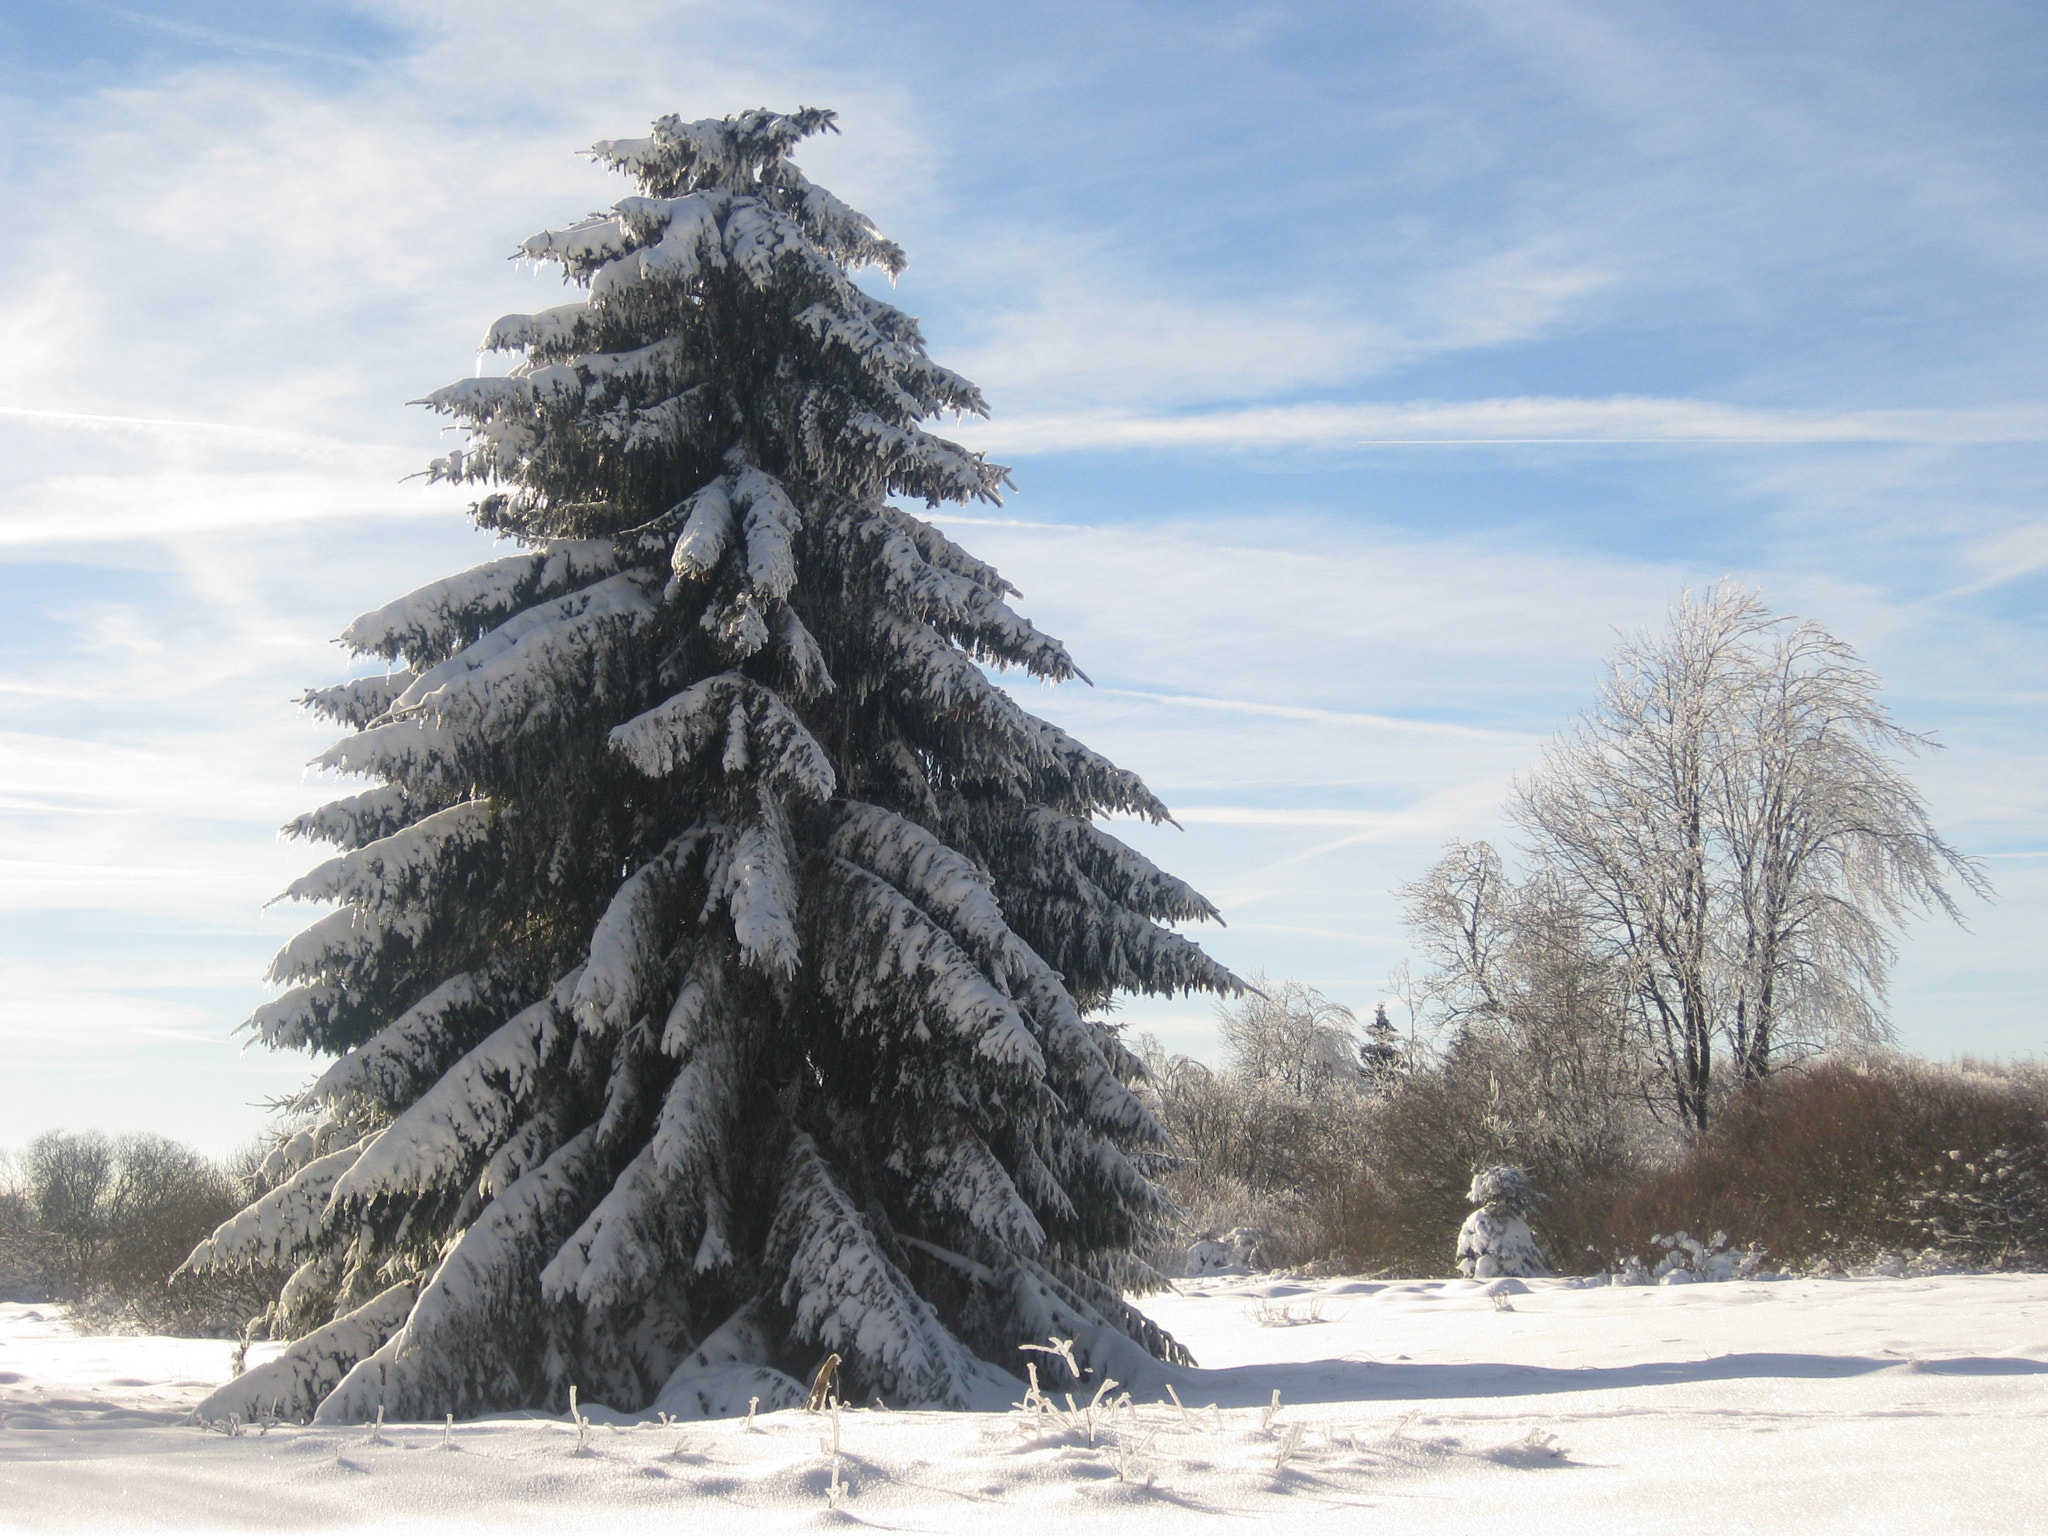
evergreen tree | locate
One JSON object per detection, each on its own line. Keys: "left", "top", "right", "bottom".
{"left": 184, "top": 108, "right": 1237, "bottom": 1424}
{"left": 1360, "top": 1003, "right": 1403, "bottom": 1091}
{"left": 1454, "top": 1165, "right": 1547, "bottom": 1279}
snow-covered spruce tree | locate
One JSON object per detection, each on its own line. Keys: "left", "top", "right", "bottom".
{"left": 184, "top": 108, "right": 1238, "bottom": 1425}
{"left": 1454, "top": 1166, "right": 1547, "bottom": 1279}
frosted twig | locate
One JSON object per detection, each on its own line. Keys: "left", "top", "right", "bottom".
{"left": 569, "top": 1385, "right": 590, "bottom": 1453}
{"left": 820, "top": 1398, "right": 846, "bottom": 1509}
{"left": 1260, "top": 1390, "right": 1283, "bottom": 1433}
{"left": 1273, "top": 1422, "right": 1305, "bottom": 1472}
{"left": 1019, "top": 1335, "right": 1083, "bottom": 1387}
{"left": 442, "top": 1413, "right": 454, "bottom": 1451}
{"left": 1164, "top": 1382, "right": 1193, "bottom": 1427}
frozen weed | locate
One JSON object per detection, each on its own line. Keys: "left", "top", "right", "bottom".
{"left": 568, "top": 1385, "right": 591, "bottom": 1454}
{"left": 1247, "top": 1297, "right": 1331, "bottom": 1327}
{"left": 819, "top": 1397, "right": 846, "bottom": 1509}
{"left": 1271, "top": 1422, "right": 1305, "bottom": 1473}
{"left": 1259, "top": 1389, "right": 1283, "bottom": 1434}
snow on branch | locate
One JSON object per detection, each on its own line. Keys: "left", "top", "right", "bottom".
{"left": 1005, "top": 1254, "right": 1190, "bottom": 1383}
{"left": 1008, "top": 806, "right": 1222, "bottom": 925}
{"left": 317, "top": 1129, "right": 608, "bottom": 1423}
{"left": 310, "top": 717, "right": 465, "bottom": 800}
{"left": 543, "top": 1024, "right": 741, "bottom": 1308}
{"left": 328, "top": 977, "right": 577, "bottom": 1206}
{"left": 859, "top": 510, "right": 1078, "bottom": 681}
{"left": 668, "top": 477, "right": 733, "bottom": 579}
{"left": 573, "top": 824, "right": 714, "bottom": 1036}
{"left": 766, "top": 1133, "right": 1012, "bottom": 1408}
{"left": 386, "top": 570, "right": 661, "bottom": 737}
{"left": 817, "top": 856, "right": 1046, "bottom": 1079}
{"left": 829, "top": 800, "right": 1028, "bottom": 974}
{"left": 240, "top": 984, "right": 345, "bottom": 1051}
{"left": 610, "top": 672, "right": 835, "bottom": 800}
{"left": 845, "top": 410, "right": 1006, "bottom": 505}
{"left": 1012, "top": 968, "right": 1167, "bottom": 1146}
{"left": 873, "top": 505, "right": 1017, "bottom": 598}
{"left": 265, "top": 906, "right": 429, "bottom": 995}
{"left": 283, "top": 785, "right": 424, "bottom": 853}
{"left": 180, "top": 1138, "right": 369, "bottom": 1274}
{"left": 734, "top": 462, "right": 800, "bottom": 601}
{"left": 302, "top": 671, "right": 416, "bottom": 730}
{"left": 341, "top": 540, "right": 619, "bottom": 667}
{"left": 588, "top": 109, "right": 909, "bottom": 280}
{"left": 280, "top": 800, "right": 496, "bottom": 913}
{"left": 897, "top": 1122, "right": 1046, "bottom": 1253}
{"left": 482, "top": 302, "right": 591, "bottom": 355}
{"left": 705, "top": 806, "right": 801, "bottom": 977}
{"left": 295, "top": 963, "right": 534, "bottom": 1112}
{"left": 195, "top": 1281, "right": 415, "bottom": 1427}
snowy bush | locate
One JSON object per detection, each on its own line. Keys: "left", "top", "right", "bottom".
{"left": 187, "top": 107, "right": 1236, "bottom": 1423}
{"left": 1184, "top": 1228, "right": 1270, "bottom": 1276}
{"left": 1606, "top": 1058, "right": 2048, "bottom": 1271}
{"left": 1646, "top": 1230, "right": 1763, "bottom": 1284}
{"left": 1907, "top": 1143, "right": 2048, "bottom": 1268}
{"left": 1455, "top": 1166, "right": 1547, "bottom": 1279}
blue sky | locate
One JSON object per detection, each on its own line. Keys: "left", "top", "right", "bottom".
{"left": 2, "top": 0, "right": 2042, "bottom": 1156}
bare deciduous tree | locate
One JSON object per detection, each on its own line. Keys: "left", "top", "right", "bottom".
{"left": 1398, "top": 842, "right": 1651, "bottom": 1182}
{"left": 1218, "top": 975, "right": 1361, "bottom": 1100}
{"left": 1510, "top": 585, "right": 1987, "bottom": 1130}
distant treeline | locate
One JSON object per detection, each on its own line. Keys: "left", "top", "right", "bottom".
{"left": 1140, "top": 979, "right": 2048, "bottom": 1278}
{"left": 0, "top": 1131, "right": 280, "bottom": 1336}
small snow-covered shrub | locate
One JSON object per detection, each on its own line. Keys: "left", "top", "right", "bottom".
{"left": 1455, "top": 1166, "right": 1548, "bottom": 1279}
{"left": 1184, "top": 1227, "right": 1271, "bottom": 1275}
{"left": 1647, "top": 1230, "right": 1762, "bottom": 1284}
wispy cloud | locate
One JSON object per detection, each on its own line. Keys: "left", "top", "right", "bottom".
{"left": 1094, "top": 687, "right": 1515, "bottom": 740}
{"left": 0, "top": 405, "right": 395, "bottom": 464}
{"left": 963, "top": 397, "right": 2048, "bottom": 456}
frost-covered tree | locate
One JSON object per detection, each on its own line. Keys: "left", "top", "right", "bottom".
{"left": 184, "top": 108, "right": 1237, "bottom": 1425}
{"left": 1510, "top": 585, "right": 1987, "bottom": 1130}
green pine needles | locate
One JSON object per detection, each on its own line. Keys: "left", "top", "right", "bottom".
{"left": 185, "top": 108, "right": 1238, "bottom": 1425}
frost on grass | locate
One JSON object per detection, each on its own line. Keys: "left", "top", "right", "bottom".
{"left": 206, "top": 106, "right": 1235, "bottom": 1423}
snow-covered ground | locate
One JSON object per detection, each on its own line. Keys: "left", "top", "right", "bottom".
{"left": 4, "top": 1272, "right": 2044, "bottom": 1532}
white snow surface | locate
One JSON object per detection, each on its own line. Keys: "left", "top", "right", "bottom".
{"left": 4, "top": 1271, "right": 2046, "bottom": 1531}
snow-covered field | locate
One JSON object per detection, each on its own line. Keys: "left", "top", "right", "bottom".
{"left": 4, "top": 1272, "right": 2044, "bottom": 1532}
